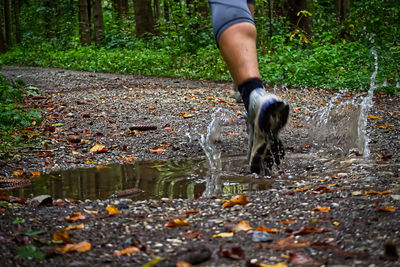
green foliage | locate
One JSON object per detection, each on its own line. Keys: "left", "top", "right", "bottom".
{"left": 2, "top": 0, "right": 399, "bottom": 94}
{"left": 0, "top": 74, "right": 42, "bottom": 155}
{"left": 17, "top": 245, "right": 44, "bottom": 260}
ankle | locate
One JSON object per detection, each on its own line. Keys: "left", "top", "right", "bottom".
{"left": 238, "top": 77, "right": 263, "bottom": 111}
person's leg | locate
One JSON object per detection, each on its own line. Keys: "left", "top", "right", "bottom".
{"left": 209, "top": 0, "right": 289, "bottom": 174}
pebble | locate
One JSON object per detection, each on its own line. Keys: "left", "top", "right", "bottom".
{"left": 252, "top": 231, "right": 273, "bottom": 243}
{"left": 390, "top": 195, "right": 400, "bottom": 200}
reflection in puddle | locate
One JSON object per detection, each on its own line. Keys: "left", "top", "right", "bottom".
{"left": 7, "top": 155, "right": 272, "bottom": 201}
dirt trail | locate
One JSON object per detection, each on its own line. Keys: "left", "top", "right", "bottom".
{"left": 0, "top": 66, "right": 399, "bottom": 266}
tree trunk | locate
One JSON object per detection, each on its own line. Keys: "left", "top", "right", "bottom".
{"left": 78, "top": 0, "right": 91, "bottom": 45}
{"left": 0, "top": 19, "right": 6, "bottom": 53}
{"left": 154, "top": 0, "right": 161, "bottom": 21}
{"left": 134, "top": 0, "right": 155, "bottom": 38}
{"left": 93, "top": 0, "right": 105, "bottom": 44}
{"left": 335, "top": 0, "right": 350, "bottom": 22}
{"left": 13, "top": 0, "right": 21, "bottom": 44}
{"left": 282, "top": 0, "right": 312, "bottom": 36}
{"left": 4, "top": 0, "right": 11, "bottom": 47}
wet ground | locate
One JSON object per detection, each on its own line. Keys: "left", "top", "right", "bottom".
{"left": 0, "top": 66, "right": 399, "bottom": 266}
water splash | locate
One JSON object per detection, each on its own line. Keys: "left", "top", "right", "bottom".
{"left": 306, "top": 49, "right": 379, "bottom": 156}
{"left": 358, "top": 49, "right": 378, "bottom": 157}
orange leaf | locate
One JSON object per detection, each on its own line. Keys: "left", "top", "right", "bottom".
{"left": 113, "top": 246, "right": 141, "bottom": 256}
{"left": 164, "top": 218, "right": 191, "bottom": 227}
{"left": 178, "top": 112, "right": 194, "bottom": 118}
{"left": 29, "top": 171, "right": 41, "bottom": 176}
{"left": 280, "top": 218, "right": 296, "bottom": 224}
{"left": 256, "top": 225, "right": 278, "bottom": 233}
{"left": 118, "top": 156, "right": 135, "bottom": 164}
{"left": 65, "top": 212, "right": 86, "bottom": 222}
{"left": 367, "top": 115, "right": 380, "bottom": 119}
{"left": 376, "top": 123, "right": 390, "bottom": 129}
{"left": 149, "top": 146, "right": 167, "bottom": 154}
{"left": 106, "top": 205, "right": 120, "bottom": 215}
{"left": 65, "top": 224, "right": 84, "bottom": 231}
{"left": 296, "top": 185, "right": 309, "bottom": 192}
{"left": 52, "top": 230, "right": 71, "bottom": 244}
{"left": 313, "top": 206, "right": 330, "bottom": 212}
{"left": 83, "top": 208, "right": 99, "bottom": 214}
{"left": 182, "top": 209, "right": 200, "bottom": 214}
{"left": 332, "top": 221, "right": 340, "bottom": 226}
{"left": 234, "top": 220, "right": 253, "bottom": 232}
{"left": 11, "top": 169, "right": 25, "bottom": 176}
{"left": 378, "top": 206, "right": 396, "bottom": 212}
{"left": 57, "top": 241, "right": 91, "bottom": 253}
{"left": 364, "top": 190, "right": 392, "bottom": 195}
{"left": 89, "top": 142, "right": 108, "bottom": 153}
{"left": 161, "top": 142, "right": 171, "bottom": 147}
{"left": 222, "top": 195, "right": 250, "bottom": 208}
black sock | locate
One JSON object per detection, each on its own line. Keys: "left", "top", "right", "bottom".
{"left": 238, "top": 77, "right": 263, "bottom": 112}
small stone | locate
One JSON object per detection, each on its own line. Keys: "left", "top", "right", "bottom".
{"left": 252, "top": 231, "right": 273, "bottom": 243}
{"left": 352, "top": 191, "right": 363, "bottom": 196}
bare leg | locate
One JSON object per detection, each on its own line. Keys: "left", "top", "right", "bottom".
{"left": 218, "top": 22, "right": 259, "bottom": 86}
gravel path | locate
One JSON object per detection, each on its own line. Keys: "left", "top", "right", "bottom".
{"left": 0, "top": 66, "right": 399, "bottom": 266}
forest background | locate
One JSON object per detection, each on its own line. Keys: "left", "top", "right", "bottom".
{"left": 0, "top": 0, "right": 399, "bottom": 142}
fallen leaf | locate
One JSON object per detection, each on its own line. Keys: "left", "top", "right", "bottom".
{"left": 65, "top": 212, "right": 86, "bottom": 222}
{"left": 279, "top": 218, "right": 296, "bottom": 224}
{"left": 258, "top": 262, "right": 287, "bottom": 267}
{"left": 165, "top": 218, "right": 191, "bottom": 227}
{"left": 222, "top": 195, "right": 250, "bottom": 208}
{"left": 178, "top": 112, "right": 194, "bottom": 118}
{"left": 332, "top": 221, "right": 340, "bottom": 226}
{"left": 313, "top": 206, "right": 330, "bottom": 212}
{"left": 161, "top": 141, "right": 171, "bottom": 147}
{"left": 37, "top": 151, "right": 55, "bottom": 157}
{"left": 296, "top": 185, "right": 309, "bottom": 192}
{"left": 365, "top": 190, "right": 392, "bottom": 195}
{"left": 213, "top": 232, "right": 234, "bottom": 238}
{"left": 29, "top": 171, "right": 41, "bottom": 176}
{"left": 367, "top": 115, "right": 380, "bottom": 119}
{"left": 12, "top": 169, "right": 25, "bottom": 176}
{"left": 291, "top": 227, "right": 330, "bottom": 235}
{"left": 182, "top": 209, "right": 200, "bottom": 214}
{"left": 378, "top": 206, "right": 396, "bottom": 212}
{"left": 312, "top": 186, "right": 333, "bottom": 194}
{"left": 57, "top": 241, "right": 91, "bottom": 253}
{"left": 113, "top": 246, "right": 141, "bottom": 256}
{"left": 72, "top": 151, "right": 81, "bottom": 155}
{"left": 118, "top": 156, "right": 135, "bottom": 164}
{"left": 83, "top": 208, "right": 99, "bottom": 214}
{"left": 235, "top": 220, "right": 253, "bottom": 232}
{"left": 149, "top": 146, "right": 167, "bottom": 154}
{"left": 52, "top": 230, "right": 71, "bottom": 244}
{"left": 376, "top": 123, "right": 390, "bottom": 129}
{"left": 106, "top": 205, "right": 120, "bottom": 215}
{"left": 256, "top": 225, "right": 279, "bottom": 233}
{"left": 65, "top": 224, "right": 84, "bottom": 231}
{"left": 176, "top": 261, "right": 193, "bottom": 267}
{"left": 89, "top": 142, "right": 108, "bottom": 153}
{"left": 255, "top": 236, "right": 311, "bottom": 250}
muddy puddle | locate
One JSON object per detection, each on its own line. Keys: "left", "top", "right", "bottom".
{"left": 6, "top": 155, "right": 279, "bottom": 201}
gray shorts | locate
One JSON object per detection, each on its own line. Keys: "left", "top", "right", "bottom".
{"left": 208, "top": 0, "right": 255, "bottom": 43}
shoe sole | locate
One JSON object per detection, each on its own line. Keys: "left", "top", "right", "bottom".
{"left": 250, "top": 101, "right": 289, "bottom": 174}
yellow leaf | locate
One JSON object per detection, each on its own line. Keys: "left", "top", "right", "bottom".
{"left": 313, "top": 206, "right": 330, "bottom": 212}
{"left": 332, "top": 221, "right": 340, "bottom": 226}
{"left": 367, "top": 115, "right": 380, "bottom": 119}
{"left": 65, "top": 224, "right": 84, "bottom": 231}
{"left": 113, "top": 246, "right": 141, "bottom": 256}
{"left": 234, "top": 220, "right": 253, "bottom": 232}
{"left": 164, "top": 218, "right": 191, "bottom": 227}
{"left": 65, "top": 212, "right": 86, "bottom": 222}
{"left": 52, "top": 230, "right": 71, "bottom": 244}
{"left": 296, "top": 185, "right": 309, "bottom": 191}
{"left": 72, "top": 151, "right": 81, "bottom": 155}
{"left": 29, "top": 171, "right": 41, "bottom": 176}
{"left": 213, "top": 232, "right": 234, "bottom": 238}
{"left": 378, "top": 206, "right": 396, "bottom": 212}
{"left": 222, "top": 195, "right": 250, "bottom": 208}
{"left": 57, "top": 241, "right": 91, "bottom": 253}
{"left": 83, "top": 208, "right": 99, "bottom": 214}
{"left": 256, "top": 225, "right": 279, "bottom": 233}
{"left": 178, "top": 112, "right": 194, "bottom": 118}
{"left": 89, "top": 142, "right": 108, "bottom": 153}
{"left": 12, "top": 169, "right": 25, "bottom": 176}
{"left": 364, "top": 190, "right": 392, "bottom": 195}
{"left": 106, "top": 205, "right": 120, "bottom": 215}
